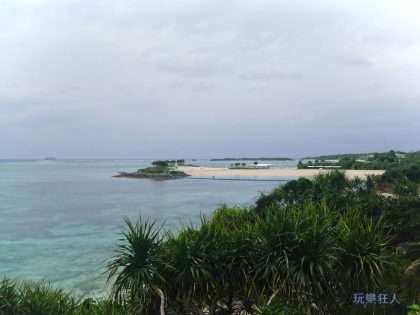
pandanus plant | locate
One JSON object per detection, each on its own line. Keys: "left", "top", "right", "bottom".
{"left": 107, "top": 216, "right": 166, "bottom": 315}
{"left": 252, "top": 202, "right": 339, "bottom": 313}
{"left": 107, "top": 202, "right": 397, "bottom": 315}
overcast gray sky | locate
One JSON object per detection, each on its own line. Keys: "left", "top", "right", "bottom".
{"left": 1, "top": 0, "right": 419, "bottom": 158}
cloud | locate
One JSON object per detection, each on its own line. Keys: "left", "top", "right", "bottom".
{"left": 338, "top": 56, "right": 373, "bottom": 67}
{"left": 239, "top": 70, "right": 302, "bottom": 81}
{"left": 155, "top": 58, "right": 232, "bottom": 78}
{"left": 0, "top": 94, "right": 89, "bottom": 130}
{"left": 0, "top": 0, "right": 420, "bottom": 157}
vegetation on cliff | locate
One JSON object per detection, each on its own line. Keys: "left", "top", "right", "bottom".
{"left": 298, "top": 151, "right": 420, "bottom": 196}
{"left": 298, "top": 150, "right": 420, "bottom": 172}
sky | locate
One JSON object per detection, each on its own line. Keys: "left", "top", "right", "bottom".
{"left": 1, "top": 0, "right": 420, "bottom": 159}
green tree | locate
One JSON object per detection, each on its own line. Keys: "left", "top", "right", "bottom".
{"left": 151, "top": 160, "right": 169, "bottom": 169}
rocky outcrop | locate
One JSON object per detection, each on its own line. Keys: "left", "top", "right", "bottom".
{"left": 397, "top": 242, "right": 420, "bottom": 300}
{"left": 397, "top": 242, "right": 420, "bottom": 260}
{"left": 405, "top": 258, "right": 420, "bottom": 280}
{"left": 113, "top": 171, "right": 190, "bottom": 180}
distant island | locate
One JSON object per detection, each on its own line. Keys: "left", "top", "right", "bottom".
{"left": 114, "top": 160, "right": 189, "bottom": 180}
{"left": 210, "top": 157, "right": 293, "bottom": 161}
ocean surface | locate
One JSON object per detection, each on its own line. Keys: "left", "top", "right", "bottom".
{"left": 0, "top": 159, "right": 296, "bottom": 296}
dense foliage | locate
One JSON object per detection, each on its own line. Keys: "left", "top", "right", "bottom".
{"left": 0, "top": 278, "right": 131, "bottom": 315}
{"left": 298, "top": 151, "right": 420, "bottom": 176}
{"left": 138, "top": 163, "right": 188, "bottom": 177}
{"left": 256, "top": 171, "right": 419, "bottom": 243}
{"left": 150, "top": 160, "right": 185, "bottom": 168}
{"left": 1, "top": 203, "right": 403, "bottom": 314}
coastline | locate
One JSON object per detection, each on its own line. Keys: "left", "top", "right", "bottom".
{"left": 177, "top": 166, "right": 384, "bottom": 179}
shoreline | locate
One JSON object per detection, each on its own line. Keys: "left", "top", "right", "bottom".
{"left": 177, "top": 166, "right": 384, "bottom": 179}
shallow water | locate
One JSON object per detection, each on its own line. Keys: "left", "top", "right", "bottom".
{"left": 0, "top": 159, "right": 293, "bottom": 296}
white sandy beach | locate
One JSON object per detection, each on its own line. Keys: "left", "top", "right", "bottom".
{"left": 177, "top": 166, "right": 384, "bottom": 179}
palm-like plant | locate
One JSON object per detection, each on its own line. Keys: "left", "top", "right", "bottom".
{"left": 163, "top": 222, "right": 220, "bottom": 314}
{"left": 107, "top": 216, "right": 165, "bottom": 315}
{"left": 285, "top": 203, "right": 339, "bottom": 313}
{"left": 105, "top": 200, "right": 398, "bottom": 314}
{"left": 337, "top": 209, "right": 397, "bottom": 291}
{"left": 0, "top": 278, "right": 20, "bottom": 315}
{"left": 254, "top": 203, "right": 339, "bottom": 313}
{"left": 18, "top": 281, "right": 78, "bottom": 315}
{"left": 207, "top": 207, "right": 258, "bottom": 314}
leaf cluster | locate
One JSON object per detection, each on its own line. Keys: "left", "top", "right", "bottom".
{"left": 105, "top": 202, "right": 398, "bottom": 314}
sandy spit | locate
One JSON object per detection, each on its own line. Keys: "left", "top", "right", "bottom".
{"left": 177, "top": 166, "right": 384, "bottom": 179}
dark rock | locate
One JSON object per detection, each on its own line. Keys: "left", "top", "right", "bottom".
{"left": 405, "top": 258, "right": 420, "bottom": 279}
{"left": 113, "top": 171, "right": 189, "bottom": 180}
{"left": 397, "top": 242, "right": 420, "bottom": 260}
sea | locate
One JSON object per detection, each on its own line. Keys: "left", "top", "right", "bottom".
{"left": 0, "top": 159, "right": 296, "bottom": 296}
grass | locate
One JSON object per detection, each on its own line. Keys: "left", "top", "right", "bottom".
{"left": 138, "top": 167, "right": 168, "bottom": 174}
{"left": 0, "top": 278, "right": 131, "bottom": 315}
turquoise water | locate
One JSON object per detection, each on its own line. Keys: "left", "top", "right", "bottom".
{"left": 0, "top": 159, "right": 290, "bottom": 296}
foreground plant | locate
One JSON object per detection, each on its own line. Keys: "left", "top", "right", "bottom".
{"left": 107, "top": 216, "right": 165, "bottom": 314}
{"left": 0, "top": 278, "right": 19, "bottom": 314}
{"left": 0, "top": 279, "right": 79, "bottom": 315}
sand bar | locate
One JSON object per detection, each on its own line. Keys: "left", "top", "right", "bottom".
{"left": 177, "top": 166, "right": 384, "bottom": 179}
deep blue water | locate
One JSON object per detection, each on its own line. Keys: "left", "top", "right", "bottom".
{"left": 0, "top": 159, "right": 292, "bottom": 296}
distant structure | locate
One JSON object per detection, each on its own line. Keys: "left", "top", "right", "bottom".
{"left": 44, "top": 157, "right": 56, "bottom": 161}
{"left": 253, "top": 163, "right": 271, "bottom": 169}
{"left": 176, "top": 159, "right": 185, "bottom": 165}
